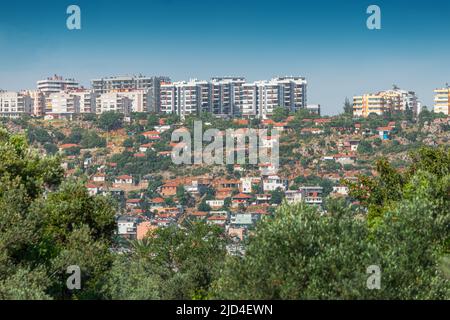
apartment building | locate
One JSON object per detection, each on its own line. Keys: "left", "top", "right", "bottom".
{"left": 91, "top": 75, "right": 170, "bottom": 112}
{"left": 96, "top": 92, "right": 132, "bottom": 115}
{"left": 71, "top": 89, "right": 98, "bottom": 113}
{"left": 110, "top": 89, "right": 149, "bottom": 113}
{"left": 353, "top": 88, "right": 419, "bottom": 118}
{"left": 24, "top": 90, "right": 46, "bottom": 116}
{"left": 434, "top": 87, "right": 450, "bottom": 115}
{"left": 37, "top": 75, "right": 79, "bottom": 94}
{"left": 160, "top": 79, "right": 210, "bottom": 117}
{"left": 240, "top": 77, "right": 307, "bottom": 118}
{"left": 159, "top": 76, "right": 307, "bottom": 118}
{"left": 0, "top": 91, "right": 33, "bottom": 118}
{"left": 210, "top": 77, "right": 245, "bottom": 115}
{"left": 46, "top": 91, "right": 80, "bottom": 117}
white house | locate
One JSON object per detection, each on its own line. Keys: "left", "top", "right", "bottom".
{"left": 263, "top": 175, "right": 288, "bottom": 192}
{"left": 285, "top": 190, "right": 303, "bottom": 204}
{"left": 114, "top": 175, "right": 133, "bottom": 185}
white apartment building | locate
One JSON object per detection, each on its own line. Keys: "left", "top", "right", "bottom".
{"left": 0, "top": 91, "right": 33, "bottom": 118}
{"left": 159, "top": 76, "right": 307, "bottom": 118}
{"left": 241, "top": 83, "right": 258, "bottom": 117}
{"left": 96, "top": 92, "right": 132, "bottom": 115}
{"left": 241, "top": 77, "right": 307, "bottom": 118}
{"left": 37, "top": 75, "right": 79, "bottom": 94}
{"left": 262, "top": 175, "right": 288, "bottom": 192}
{"left": 46, "top": 91, "right": 80, "bottom": 117}
{"left": 113, "top": 89, "right": 149, "bottom": 113}
{"left": 434, "top": 87, "right": 450, "bottom": 115}
{"left": 210, "top": 77, "right": 245, "bottom": 115}
{"left": 160, "top": 79, "right": 210, "bottom": 117}
{"left": 91, "top": 75, "right": 170, "bottom": 112}
{"left": 71, "top": 90, "right": 98, "bottom": 113}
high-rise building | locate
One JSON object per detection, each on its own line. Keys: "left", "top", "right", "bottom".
{"left": 0, "top": 91, "right": 33, "bottom": 118}
{"left": 160, "top": 76, "right": 307, "bottom": 119}
{"left": 37, "top": 75, "right": 79, "bottom": 94}
{"left": 210, "top": 77, "right": 246, "bottom": 115}
{"left": 239, "top": 77, "right": 307, "bottom": 118}
{"left": 160, "top": 79, "right": 210, "bottom": 117}
{"left": 70, "top": 89, "right": 98, "bottom": 113}
{"left": 91, "top": 75, "right": 170, "bottom": 112}
{"left": 46, "top": 91, "right": 80, "bottom": 117}
{"left": 96, "top": 92, "right": 132, "bottom": 115}
{"left": 353, "top": 88, "right": 419, "bottom": 118}
{"left": 433, "top": 86, "right": 450, "bottom": 115}
{"left": 23, "top": 90, "right": 46, "bottom": 116}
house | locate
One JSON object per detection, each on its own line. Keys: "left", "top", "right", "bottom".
{"left": 160, "top": 182, "right": 178, "bottom": 197}
{"left": 117, "top": 216, "right": 138, "bottom": 239}
{"left": 207, "top": 215, "right": 228, "bottom": 227}
{"left": 263, "top": 175, "right": 288, "bottom": 192}
{"left": 206, "top": 199, "right": 225, "bottom": 209}
{"left": 313, "top": 118, "right": 332, "bottom": 126}
{"left": 86, "top": 183, "right": 99, "bottom": 196}
{"left": 285, "top": 190, "right": 303, "bottom": 204}
{"left": 232, "top": 193, "right": 253, "bottom": 207}
{"left": 240, "top": 177, "right": 253, "bottom": 193}
{"left": 377, "top": 126, "right": 393, "bottom": 140}
{"left": 142, "top": 130, "right": 160, "bottom": 140}
{"left": 333, "top": 153, "right": 357, "bottom": 165}
{"left": 256, "top": 194, "right": 272, "bottom": 204}
{"left": 153, "top": 125, "right": 171, "bottom": 133}
{"left": 58, "top": 143, "right": 79, "bottom": 152}
{"left": 301, "top": 128, "right": 324, "bottom": 135}
{"left": 134, "top": 153, "right": 146, "bottom": 158}
{"left": 126, "top": 198, "right": 143, "bottom": 210}
{"left": 230, "top": 213, "right": 254, "bottom": 228}
{"left": 216, "top": 188, "right": 233, "bottom": 200}
{"left": 190, "top": 211, "right": 209, "bottom": 221}
{"left": 261, "top": 135, "right": 279, "bottom": 148}
{"left": 215, "top": 179, "right": 241, "bottom": 190}
{"left": 149, "top": 197, "right": 165, "bottom": 209}
{"left": 347, "top": 140, "right": 360, "bottom": 152}
{"left": 139, "top": 143, "right": 154, "bottom": 152}
{"left": 332, "top": 185, "right": 349, "bottom": 196}
{"left": 299, "top": 186, "right": 323, "bottom": 205}
{"left": 92, "top": 173, "right": 106, "bottom": 183}
{"left": 258, "top": 163, "right": 278, "bottom": 175}
{"left": 114, "top": 175, "right": 133, "bottom": 185}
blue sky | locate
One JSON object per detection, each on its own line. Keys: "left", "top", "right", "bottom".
{"left": 0, "top": 0, "right": 449, "bottom": 115}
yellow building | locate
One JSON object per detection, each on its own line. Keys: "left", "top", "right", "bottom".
{"left": 433, "top": 87, "right": 450, "bottom": 115}
{"left": 353, "top": 88, "right": 415, "bottom": 118}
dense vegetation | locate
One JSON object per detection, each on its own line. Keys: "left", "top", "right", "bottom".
{"left": 0, "top": 125, "right": 448, "bottom": 299}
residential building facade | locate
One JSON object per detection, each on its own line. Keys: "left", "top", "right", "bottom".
{"left": 37, "top": 75, "right": 79, "bottom": 94}
{"left": 434, "top": 87, "right": 450, "bottom": 115}
{"left": 0, "top": 91, "right": 33, "bottom": 118}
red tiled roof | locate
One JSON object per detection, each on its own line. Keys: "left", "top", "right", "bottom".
{"left": 59, "top": 143, "right": 79, "bottom": 149}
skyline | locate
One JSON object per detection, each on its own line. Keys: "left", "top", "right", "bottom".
{"left": 1, "top": 0, "right": 450, "bottom": 114}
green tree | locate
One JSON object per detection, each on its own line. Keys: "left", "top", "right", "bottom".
{"left": 98, "top": 111, "right": 124, "bottom": 131}
{"left": 0, "top": 129, "right": 116, "bottom": 300}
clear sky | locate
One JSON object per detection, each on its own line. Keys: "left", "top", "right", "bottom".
{"left": 0, "top": 0, "right": 449, "bottom": 115}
